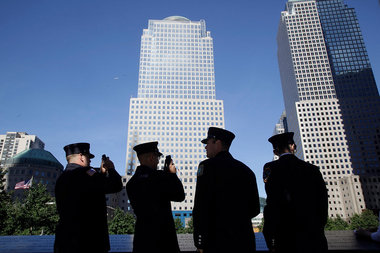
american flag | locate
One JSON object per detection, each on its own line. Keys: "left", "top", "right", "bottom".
{"left": 14, "top": 177, "right": 33, "bottom": 190}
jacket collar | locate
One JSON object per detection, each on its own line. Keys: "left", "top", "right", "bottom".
{"left": 65, "top": 163, "right": 87, "bottom": 171}
{"left": 215, "top": 150, "right": 232, "bottom": 159}
{"left": 136, "top": 164, "right": 156, "bottom": 173}
{"left": 279, "top": 153, "right": 296, "bottom": 160}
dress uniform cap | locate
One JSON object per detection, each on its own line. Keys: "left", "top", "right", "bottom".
{"left": 63, "top": 143, "right": 95, "bottom": 158}
{"left": 268, "top": 132, "right": 295, "bottom": 148}
{"left": 201, "top": 127, "right": 235, "bottom": 146}
{"left": 133, "top": 141, "right": 163, "bottom": 156}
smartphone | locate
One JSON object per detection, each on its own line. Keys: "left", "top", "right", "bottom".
{"left": 163, "top": 155, "right": 172, "bottom": 172}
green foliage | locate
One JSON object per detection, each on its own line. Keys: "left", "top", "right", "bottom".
{"left": 257, "top": 218, "right": 264, "bottom": 232}
{"left": 108, "top": 207, "right": 135, "bottom": 234}
{"left": 349, "top": 209, "right": 379, "bottom": 230}
{"left": 22, "top": 183, "right": 58, "bottom": 235}
{"left": 0, "top": 183, "right": 58, "bottom": 235}
{"left": 185, "top": 217, "right": 193, "bottom": 234}
{"left": 174, "top": 217, "right": 186, "bottom": 233}
{"left": 174, "top": 217, "right": 193, "bottom": 234}
{"left": 325, "top": 215, "right": 349, "bottom": 231}
{"left": 0, "top": 167, "right": 7, "bottom": 192}
{"left": 325, "top": 210, "right": 379, "bottom": 231}
{"left": 0, "top": 168, "right": 13, "bottom": 235}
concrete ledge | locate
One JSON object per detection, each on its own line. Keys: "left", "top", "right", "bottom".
{"left": 0, "top": 231, "right": 379, "bottom": 252}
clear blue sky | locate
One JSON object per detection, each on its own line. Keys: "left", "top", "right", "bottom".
{"left": 1, "top": 0, "right": 379, "bottom": 197}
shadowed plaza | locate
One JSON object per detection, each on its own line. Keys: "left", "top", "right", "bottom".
{"left": 1, "top": 231, "right": 380, "bottom": 253}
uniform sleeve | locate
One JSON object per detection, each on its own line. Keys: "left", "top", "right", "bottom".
{"left": 247, "top": 169, "right": 260, "bottom": 218}
{"left": 103, "top": 167, "right": 123, "bottom": 194}
{"left": 193, "top": 162, "right": 213, "bottom": 249}
{"left": 263, "top": 164, "right": 283, "bottom": 250}
{"left": 314, "top": 167, "right": 328, "bottom": 228}
{"left": 88, "top": 168, "right": 122, "bottom": 194}
{"left": 158, "top": 172, "right": 185, "bottom": 202}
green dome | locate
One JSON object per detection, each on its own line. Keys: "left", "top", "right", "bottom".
{"left": 5, "top": 149, "right": 63, "bottom": 169}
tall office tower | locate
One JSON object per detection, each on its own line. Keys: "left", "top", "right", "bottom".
{"left": 0, "top": 132, "right": 45, "bottom": 168}
{"left": 316, "top": 0, "right": 380, "bottom": 213}
{"left": 125, "top": 16, "right": 225, "bottom": 222}
{"left": 274, "top": 111, "right": 288, "bottom": 135}
{"left": 277, "top": 0, "right": 380, "bottom": 220}
{"left": 272, "top": 111, "right": 289, "bottom": 160}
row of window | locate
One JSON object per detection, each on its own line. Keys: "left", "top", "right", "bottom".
{"left": 131, "top": 99, "right": 222, "bottom": 106}
{"left": 151, "top": 23, "right": 201, "bottom": 29}
{"left": 130, "top": 111, "right": 223, "bottom": 116}
{"left": 140, "top": 71, "right": 214, "bottom": 76}
{"left": 138, "top": 94, "right": 216, "bottom": 99}
{"left": 141, "top": 38, "right": 209, "bottom": 44}
{"left": 138, "top": 90, "right": 215, "bottom": 96}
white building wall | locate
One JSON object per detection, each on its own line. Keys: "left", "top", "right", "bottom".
{"left": 124, "top": 17, "right": 225, "bottom": 214}
{"left": 126, "top": 98, "right": 224, "bottom": 212}
{"left": 277, "top": 0, "right": 365, "bottom": 219}
{"left": 0, "top": 132, "right": 45, "bottom": 166}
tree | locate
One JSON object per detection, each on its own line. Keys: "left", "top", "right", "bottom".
{"left": 257, "top": 218, "right": 264, "bottom": 233}
{"left": 325, "top": 215, "right": 349, "bottom": 231}
{"left": 3, "top": 183, "right": 59, "bottom": 235}
{"left": 349, "top": 209, "right": 379, "bottom": 230}
{"left": 20, "top": 183, "right": 59, "bottom": 235}
{"left": 174, "top": 217, "right": 193, "bottom": 234}
{"left": 174, "top": 217, "right": 186, "bottom": 233}
{"left": 0, "top": 168, "right": 12, "bottom": 235}
{"left": 184, "top": 217, "right": 193, "bottom": 234}
{"left": 2, "top": 200, "right": 25, "bottom": 235}
{"left": 108, "top": 208, "right": 135, "bottom": 234}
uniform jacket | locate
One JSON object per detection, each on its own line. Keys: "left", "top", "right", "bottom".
{"left": 126, "top": 165, "right": 185, "bottom": 253}
{"left": 263, "top": 154, "right": 328, "bottom": 253}
{"left": 193, "top": 151, "right": 260, "bottom": 253}
{"left": 54, "top": 163, "right": 122, "bottom": 253}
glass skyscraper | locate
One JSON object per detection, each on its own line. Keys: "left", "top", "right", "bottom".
{"left": 277, "top": 0, "right": 380, "bottom": 219}
{"left": 316, "top": 0, "right": 380, "bottom": 211}
{"left": 125, "top": 16, "right": 225, "bottom": 222}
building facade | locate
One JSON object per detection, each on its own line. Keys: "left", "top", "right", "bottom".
{"left": 0, "top": 132, "right": 45, "bottom": 168}
{"left": 315, "top": 0, "right": 380, "bottom": 212}
{"left": 272, "top": 111, "right": 289, "bottom": 160}
{"left": 274, "top": 111, "right": 288, "bottom": 136}
{"left": 277, "top": 0, "right": 379, "bottom": 220}
{"left": 124, "top": 16, "right": 225, "bottom": 220}
{"left": 3, "top": 148, "right": 63, "bottom": 199}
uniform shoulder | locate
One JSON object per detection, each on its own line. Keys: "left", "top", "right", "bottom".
{"left": 263, "top": 160, "right": 276, "bottom": 168}
{"left": 199, "top": 158, "right": 213, "bottom": 167}
{"left": 233, "top": 158, "right": 252, "bottom": 171}
{"left": 263, "top": 160, "right": 280, "bottom": 170}
{"left": 292, "top": 157, "right": 321, "bottom": 175}
{"left": 154, "top": 170, "right": 167, "bottom": 178}
{"left": 296, "top": 157, "right": 319, "bottom": 169}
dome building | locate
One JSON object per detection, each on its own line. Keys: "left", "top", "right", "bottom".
{"left": 3, "top": 149, "right": 63, "bottom": 199}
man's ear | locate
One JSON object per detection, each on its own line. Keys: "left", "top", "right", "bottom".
{"left": 273, "top": 148, "right": 280, "bottom": 156}
{"left": 78, "top": 153, "right": 84, "bottom": 162}
{"left": 290, "top": 143, "right": 297, "bottom": 154}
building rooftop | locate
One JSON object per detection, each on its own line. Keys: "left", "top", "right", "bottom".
{"left": 4, "top": 149, "right": 63, "bottom": 169}
{"left": 163, "top": 16, "right": 190, "bottom": 22}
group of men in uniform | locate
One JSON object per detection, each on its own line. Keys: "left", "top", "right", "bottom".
{"left": 53, "top": 127, "right": 328, "bottom": 253}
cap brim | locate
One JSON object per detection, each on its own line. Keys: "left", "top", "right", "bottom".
{"left": 201, "top": 138, "right": 208, "bottom": 144}
{"left": 89, "top": 153, "right": 95, "bottom": 159}
{"left": 156, "top": 151, "right": 163, "bottom": 157}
